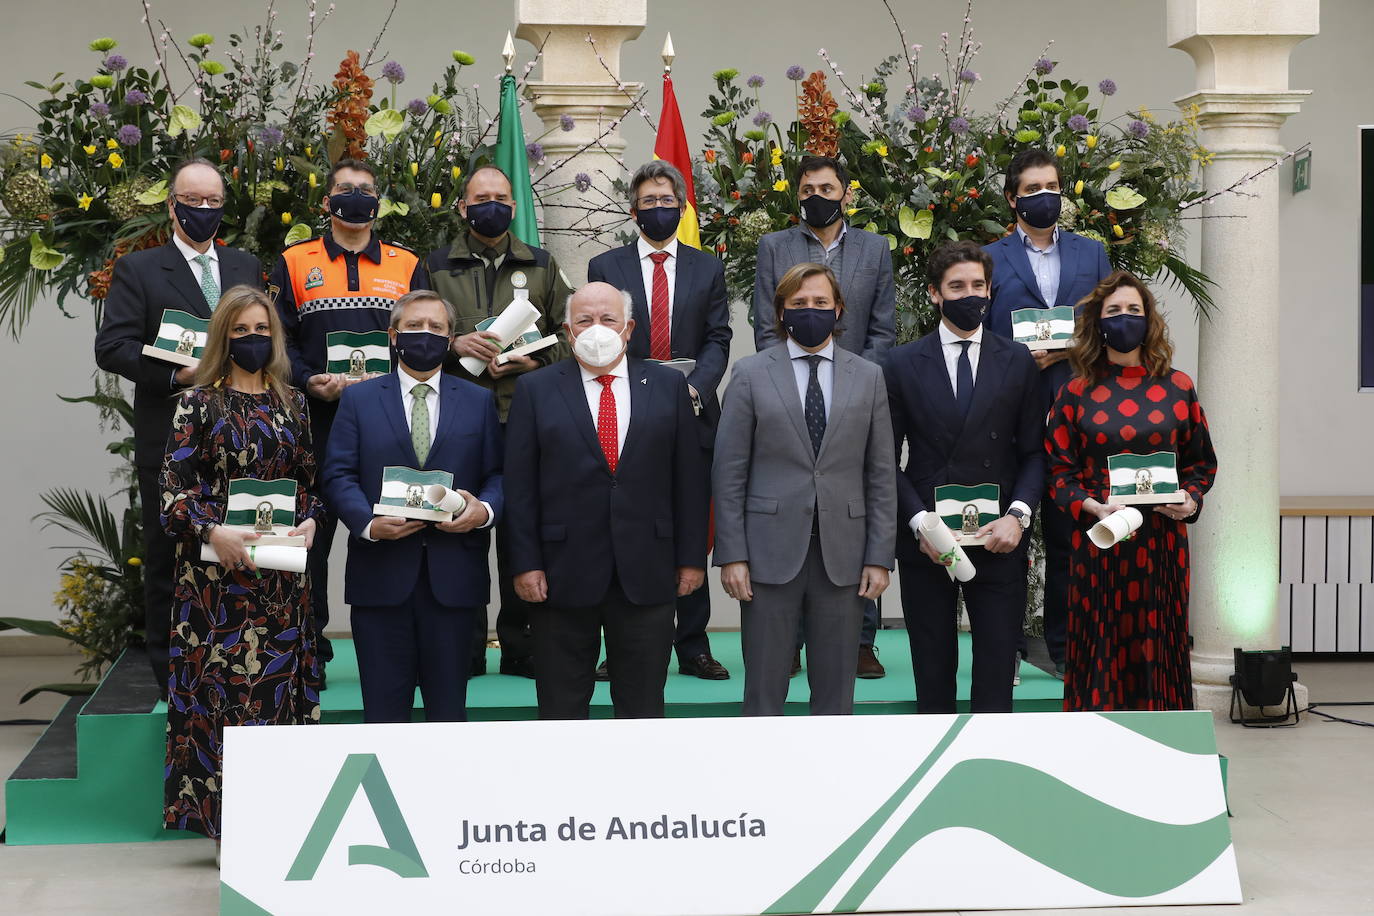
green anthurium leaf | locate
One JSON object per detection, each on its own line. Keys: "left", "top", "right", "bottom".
{"left": 377, "top": 197, "right": 410, "bottom": 218}
{"left": 134, "top": 179, "right": 169, "bottom": 205}
{"left": 899, "top": 206, "right": 934, "bottom": 239}
{"left": 28, "top": 233, "right": 63, "bottom": 270}
{"left": 364, "top": 108, "right": 404, "bottom": 140}
{"left": 1106, "top": 185, "right": 1147, "bottom": 210}
{"left": 166, "top": 105, "right": 202, "bottom": 137}
{"left": 981, "top": 219, "right": 1010, "bottom": 236}
{"left": 884, "top": 233, "right": 898, "bottom": 251}
{"left": 862, "top": 221, "right": 879, "bottom": 234}
{"left": 923, "top": 167, "right": 954, "bottom": 182}
{"left": 282, "top": 223, "right": 311, "bottom": 246}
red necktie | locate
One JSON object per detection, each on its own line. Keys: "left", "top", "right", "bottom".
{"left": 596, "top": 374, "right": 618, "bottom": 474}
{"left": 649, "top": 250, "right": 671, "bottom": 361}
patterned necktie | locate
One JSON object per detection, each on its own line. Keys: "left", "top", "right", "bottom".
{"left": 596, "top": 375, "right": 618, "bottom": 474}
{"left": 956, "top": 340, "right": 974, "bottom": 419}
{"left": 803, "top": 354, "right": 826, "bottom": 457}
{"left": 193, "top": 254, "right": 219, "bottom": 310}
{"left": 648, "top": 250, "right": 672, "bottom": 361}
{"left": 410, "top": 383, "right": 432, "bottom": 465}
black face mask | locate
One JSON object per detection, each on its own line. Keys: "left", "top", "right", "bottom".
{"left": 940, "top": 295, "right": 990, "bottom": 333}
{"left": 327, "top": 189, "right": 379, "bottom": 225}
{"left": 1101, "top": 314, "right": 1148, "bottom": 353}
{"left": 173, "top": 201, "right": 224, "bottom": 244}
{"left": 228, "top": 333, "right": 273, "bottom": 373}
{"left": 465, "top": 200, "right": 514, "bottom": 239}
{"left": 635, "top": 206, "right": 681, "bottom": 242}
{"left": 800, "top": 194, "right": 844, "bottom": 229}
{"left": 393, "top": 331, "right": 449, "bottom": 373}
{"left": 783, "top": 307, "right": 838, "bottom": 348}
{"left": 1014, "top": 190, "right": 1062, "bottom": 230}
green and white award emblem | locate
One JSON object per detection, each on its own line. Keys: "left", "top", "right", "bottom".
{"left": 373, "top": 467, "right": 456, "bottom": 522}
{"left": 1011, "top": 306, "right": 1075, "bottom": 350}
{"left": 935, "top": 483, "right": 1000, "bottom": 546}
{"left": 326, "top": 330, "right": 391, "bottom": 380}
{"left": 142, "top": 308, "right": 210, "bottom": 367}
{"left": 1108, "top": 451, "right": 1184, "bottom": 505}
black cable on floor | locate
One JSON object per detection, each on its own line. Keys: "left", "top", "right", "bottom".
{"left": 1301, "top": 704, "right": 1374, "bottom": 728}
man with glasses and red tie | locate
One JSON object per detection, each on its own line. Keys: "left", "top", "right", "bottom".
{"left": 587, "top": 161, "right": 732, "bottom": 681}
{"left": 271, "top": 157, "right": 427, "bottom": 682}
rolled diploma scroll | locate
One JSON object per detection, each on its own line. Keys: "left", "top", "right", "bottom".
{"left": 917, "top": 514, "right": 977, "bottom": 582}
{"left": 200, "top": 542, "right": 308, "bottom": 573}
{"left": 1087, "top": 507, "right": 1144, "bottom": 550}
{"left": 458, "top": 296, "right": 541, "bottom": 376}
{"left": 426, "top": 484, "right": 467, "bottom": 515}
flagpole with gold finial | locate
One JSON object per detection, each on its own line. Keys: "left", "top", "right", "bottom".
{"left": 503, "top": 30, "right": 515, "bottom": 74}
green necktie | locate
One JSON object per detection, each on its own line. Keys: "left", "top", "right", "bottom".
{"left": 410, "top": 383, "right": 432, "bottom": 465}
{"left": 193, "top": 254, "right": 220, "bottom": 310}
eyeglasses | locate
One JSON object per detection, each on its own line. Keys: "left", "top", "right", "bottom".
{"left": 174, "top": 193, "right": 225, "bottom": 208}
{"left": 332, "top": 183, "right": 379, "bottom": 197}
{"left": 636, "top": 195, "right": 679, "bottom": 209}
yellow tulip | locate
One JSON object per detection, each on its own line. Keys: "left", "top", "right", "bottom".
{"left": 281, "top": 212, "right": 292, "bottom": 225}
{"left": 305, "top": 145, "right": 313, "bottom": 157}
{"left": 274, "top": 156, "right": 284, "bottom": 171}
{"left": 1074, "top": 180, "right": 1084, "bottom": 195}
{"left": 1085, "top": 134, "right": 1098, "bottom": 149}
{"left": 773, "top": 179, "right": 789, "bottom": 192}
{"left": 83, "top": 144, "right": 97, "bottom": 155}
{"left": 78, "top": 193, "right": 94, "bottom": 210}
{"left": 846, "top": 207, "right": 858, "bottom": 216}
{"left": 107, "top": 152, "right": 124, "bottom": 169}
{"left": 127, "top": 556, "right": 142, "bottom": 567}
{"left": 308, "top": 172, "right": 318, "bottom": 188}
{"left": 1112, "top": 224, "right": 1124, "bottom": 238}
{"left": 1055, "top": 144, "right": 1066, "bottom": 157}
{"left": 106, "top": 138, "right": 119, "bottom": 150}
{"left": 433, "top": 130, "right": 442, "bottom": 147}
{"left": 452, "top": 166, "right": 462, "bottom": 181}
{"left": 409, "top": 162, "right": 418, "bottom": 177}
{"left": 1107, "top": 160, "right": 1121, "bottom": 171}
{"left": 876, "top": 144, "right": 889, "bottom": 157}
{"left": 849, "top": 179, "right": 860, "bottom": 190}
{"left": 430, "top": 192, "right": 443, "bottom": 209}
{"left": 40, "top": 153, "right": 53, "bottom": 169}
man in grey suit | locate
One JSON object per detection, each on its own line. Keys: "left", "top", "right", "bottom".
{"left": 716, "top": 262, "right": 896, "bottom": 715}
{"left": 750, "top": 154, "right": 897, "bottom": 678}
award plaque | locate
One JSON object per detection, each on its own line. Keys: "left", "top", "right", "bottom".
{"left": 1107, "top": 451, "right": 1186, "bottom": 505}
{"left": 459, "top": 291, "right": 541, "bottom": 376}
{"left": 373, "top": 467, "right": 456, "bottom": 522}
{"left": 1011, "top": 306, "right": 1075, "bottom": 350}
{"left": 206, "top": 477, "right": 307, "bottom": 565}
{"left": 141, "top": 309, "right": 210, "bottom": 368}
{"left": 325, "top": 329, "right": 391, "bottom": 380}
{"left": 481, "top": 308, "right": 560, "bottom": 366}
{"left": 934, "top": 483, "right": 1001, "bottom": 547}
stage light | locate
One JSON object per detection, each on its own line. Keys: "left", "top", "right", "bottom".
{"left": 1229, "top": 647, "right": 1300, "bottom": 727}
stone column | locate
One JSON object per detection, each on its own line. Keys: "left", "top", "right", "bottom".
{"left": 516, "top": 0, "right": 647, "bottom": 286}
{"left": 1166, "top": 0, "right": 1319, "bottom": 716}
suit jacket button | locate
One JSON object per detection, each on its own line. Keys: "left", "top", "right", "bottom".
{"left": 990, "top": 431, "right": 998, "bottom": 439}
{"left": 983, "top": 459, "right": 991, "bottom": 468}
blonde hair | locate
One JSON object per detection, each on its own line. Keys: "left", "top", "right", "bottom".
{"left": 194, "top": 284, "right": 299, "bottom": 417}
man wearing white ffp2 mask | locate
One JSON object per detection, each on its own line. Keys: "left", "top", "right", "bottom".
{"left": 503, "top": 281, "right": 709, "bottom": 720}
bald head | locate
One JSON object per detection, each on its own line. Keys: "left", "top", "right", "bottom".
{"left": 567, "top": 281, "right": 633, "bottom": 328}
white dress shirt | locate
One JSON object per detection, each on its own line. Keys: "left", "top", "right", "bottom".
{"left": 637, "top": 236, "right": 678, "bottom": 324}
{"left": 363, "top": 369, "right": 493, "bottom": 539}
{"left": 911, "top": 323, "right": 1029, "bottom": 537}
{"left": 172, "top": 230, "right": 221, "bottom": 292}
{"left": 580, "top": 360, "right": 631, "bottom": 458}
{"left": 785, "top": 337, "right": 835, "bottom": 420}
{"left": 1016, "top": 224, "right": 1062, "bottom": 308}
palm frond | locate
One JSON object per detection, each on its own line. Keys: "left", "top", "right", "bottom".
{"left": 0, "top": 237, "right": 48, "bottom": 340}
{"left": 33, "top": 487, "right": 124, "bottom": 563}
{"left": 58, "top": 391, "right": 134, "bottom": 428}
{"left": 1161, "top": 252, "right": 1217, "bottom": 321}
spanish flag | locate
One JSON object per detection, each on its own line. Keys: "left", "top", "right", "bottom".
{"left": 653, "top": 73, "right": 701, "bottom": 249}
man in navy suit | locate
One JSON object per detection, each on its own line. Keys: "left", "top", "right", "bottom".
{"left": 322, "top": 290, "right": 503, "bottom": 723}
{"left": 586, "top": 160, "right": 732, "bottom": 681}
{"left": 505, "top": 282, "right": 709, "bottom": 719}
{"left": 94, "top": 157, "right": 263, "bottom": 691}
{"left": 983, "top": 148, "right": 1112, "bottom": 679}
{"left": 886, "top": 241, "right": 1044, "bottom": 713}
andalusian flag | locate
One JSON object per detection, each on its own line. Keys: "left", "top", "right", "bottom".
{"left": 325, "top": 330, "right": 390, "bottom": 376}
{"left": 223, "top": 478, "right": 298, "bottom": 534}
{"left": 377, "top": 467, "right": 454, "bottom": 512}
{"left": 654, "top": 72, "right": 701, "bottom": 249}
{"left": 494, "top": 73, "right": 540, "bottom": 248}
{"left": 1108, "top": 452, "right": 1180, "bottom": 498}
{"left": 936, "top": 483, "right": 1002, "bottom": 535}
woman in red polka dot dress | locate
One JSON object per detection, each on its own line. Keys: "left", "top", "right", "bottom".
{"left": 1045, "top": 271, "right": 1217, "bottom": 711}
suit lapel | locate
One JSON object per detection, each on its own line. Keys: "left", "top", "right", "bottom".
{"left": 1054, "top": 233, "right": 1082, "bottom": 308}
{"left": 427, "top": 375, "right": 460, "bottom": 460}
{"left": 621, "top": 246, "right": 653, "bottom": 356}
{"left": 916, "top": 334, "right": 961, "bottom": 439}
{"left": 159, "top": 242, "right": 214, "bottom": 318}
{"left": 554, "top": 361, "right": 608, "bottom": 472}
{"left": 963, "top": 335, "right": 1008, "bottom": 432}
{"left": 1002, "top": 235, "right": 1048, "bottom": 308}
{"left": 670, "top": 248, "right": 693, "bottom": 347}
{"left": 815, "top": 350, "right": 856, "bottom": 463}
{"left": 765, "top": 347, "right": 815, "bottom": 459}
{"left": 381, "top": 374, "right": 420, "bottom": 466}
{"left": 618, "top": 360, "right": 650, "bottom": 470}
{"left": 837, "top": 229, "right": 862, "bottom": 303}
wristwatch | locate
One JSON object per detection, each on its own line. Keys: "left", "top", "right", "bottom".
{"left": 1006, "top": 507, "right": 1030, "bottom": 529}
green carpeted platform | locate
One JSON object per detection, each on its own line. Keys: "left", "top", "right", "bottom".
{"left": 4, "top": 631, "right": 1062, "bottom": 845}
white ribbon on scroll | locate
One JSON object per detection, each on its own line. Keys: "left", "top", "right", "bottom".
{"left": 200, "top": 543, "right": 308, "bottom": 573}
{"left": 425, "top": 484, "right": 467, "bottom": 515}
{"left": 917, "top": 514, "right": 977, "bottom": 582}
{"left": 458, "top": 292, "right": 540, "bottom": 376}
{"left": 1087, "top": 507, "right": 1144, "bottom": 550}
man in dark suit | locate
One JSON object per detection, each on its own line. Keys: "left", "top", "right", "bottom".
{"left": 751, "top": 154, "right": 897, "bottom": 678}
{"left": 983, "top": 148, "right": 1112, "bottom": 679}
{"left": 886, "top": 241, "right": 1044, "bottom": 713}
{"left": 321, "top": 290, "right": 503, "bottom": 723}
{"left": 505, "top": 282, "right": 708, "bottom": 719}
{"left": 93, "top": 157, "right": 262, "bottom": 690}
{"left": 586, "top": 160, "right": 732, "bottom": 680}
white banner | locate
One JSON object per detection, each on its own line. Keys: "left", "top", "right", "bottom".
{"left": 220, "top": 712, "right": 1239, "bottom": 915}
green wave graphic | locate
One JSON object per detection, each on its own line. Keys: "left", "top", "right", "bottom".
{"left": 1095, "top": 711, "right": 1219, "bottom": 756}
{"left": 832, "top": 758, "right": 1231, "bottom": 911}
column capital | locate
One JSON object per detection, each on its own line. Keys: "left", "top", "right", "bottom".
{"left": 1167, "top": 0, "right": 1319, "bottom": 92}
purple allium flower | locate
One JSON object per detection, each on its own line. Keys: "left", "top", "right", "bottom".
{"left": 559, "top": 113, "right": 575, "bottom": 132}
{"left": 1098, "top": 78, "right": 1117, "bottom": 96}
{"left": 1127, "top": 119, "right": 1150, "bottom": 139}
{"left": 959, "top": 69, "right": 979, "bottom": 83}
{"left": 752, "top": 111, "right": 772, "bottom": 127}
{"left": 906, "top": 105, "right": 927, "bottom": 123}
{"left": 406, "top": 97, "right": 428, "bottom": 117}
{"left": 949, "top": 116, "right": 970, "bottom": 136}
{"left": 747, "top": 74, "right": 765, "bottom": 89}
{"left": 116, "top": 124, "right": 142, "bottom": 146}
{"left": 104, "top": 54, "right": 128, "bottom": 72}
{"left": 526, "top": 141, "right": 544, "bottom": 163}
{"left": 1068, "top": 114, "right": 1090, "bottom": 132}
{"left": 1034, "top": 58, "right": 1055, "bottom": 76}
{"left": 256, "top": 124, "right": 285, "bottom": 148}
{"left": 574, "top": 172, "right": 592, "bottom": 192}
{"left": 123, "top": 89, "right": 148, "bottom": 106}
{"left": 89, "top": 101, "right": 110, "bottom": 118}
{"left": 381, "top": 60, "right": 405, "bottom": 84}
{"left": 786, "top": 65, "right": 806, "bottom": 81}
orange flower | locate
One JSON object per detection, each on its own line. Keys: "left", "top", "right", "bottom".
{"left": 923, "top": 146, "right": 934, "bottom": 153}
{"left": 902, "top": 245, "right": 914, "bottom": 256}
{"left": 799, "top": 70, "right": 840, "bottom": 156}
{"left": 965, "top": 154, "right": 979, "bottom": 167}
{"left": 716, "top": 242, "right": 727, "bottom": 254}
{"left": 327, "top": 50, "right": 375, "bottom": 160}
{"left": 730, "top": 189, "right": 741, "bottom": 200}
{"left": 704, "top": 149, "right": 717, "bottom": 163}
{"left": 741, "top": 151, "right": 754, "bottom": 164}
{"left": 967, "top": 188, "right": 980, "bottom": 199}
{"left": 220, "top": 148, "right": 232, "bottom": 163}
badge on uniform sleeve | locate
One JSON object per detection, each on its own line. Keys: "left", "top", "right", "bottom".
{"left": 305, "top": 266, "right": 325, "bottom": 290}
{"left": 510, "top": 270, "right": 528, "bottom": 289}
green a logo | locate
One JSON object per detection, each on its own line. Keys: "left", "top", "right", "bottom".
{"left": 287, "top": 753, "right": 429, "bottom": 880}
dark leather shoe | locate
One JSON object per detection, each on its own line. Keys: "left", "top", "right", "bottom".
{"left": 857, "top": 644, "right": 886, "bottom": 679}
{"left": 469, "top": 654, "right": 488, "bottom": 678}
{"left": 790, "top": 650, "right": 802, "bottom": 678}
{"left": 595, "top": 659, "right": 610, "bottom": 681}
{"left": 679, "top": 653, "right": 730, "bottom": 680}
{"left": 500, "top": 656, "right": 536, "bottom": 679}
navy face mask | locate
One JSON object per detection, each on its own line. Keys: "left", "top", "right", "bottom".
{"left": 635, "top": 206, "right": 681, "bottom": 242}
{"left": 1101, "top": 314, "right": 1148, "bottom": 352}
{"left": 327, "top": 189, "right": 379, "bottom": 225}
{"left": 940, "top": 295, "right": 990, "bottom": 332}
{"left": 784, "top": 307, "right": 838, "bottom": 348}
{"left": 465, "top": 200, "right": 514, "bottom": 239}
{"left": 1015, "top": 189, "right": 1062, "bottom": 230}
{"left": 173, "top": 201, "right": 224, "bottom": 244}
{"left": 229, "top": 333, "right": 273, "bottom": 373}
{"left": 393, "top": 331, "right": 449, "bottom": 372}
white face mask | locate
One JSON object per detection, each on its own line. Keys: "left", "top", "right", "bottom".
{"left": 572, "top": 323, "right": 626, "bottom": 368}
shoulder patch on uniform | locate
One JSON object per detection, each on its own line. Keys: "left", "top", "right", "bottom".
{"left": 268, "top": 283, "right": 281, "bottom": 303}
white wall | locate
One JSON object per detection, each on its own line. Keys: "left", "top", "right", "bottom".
{"left": 0, "top": 0, "right": 1365, "bottom": 633}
